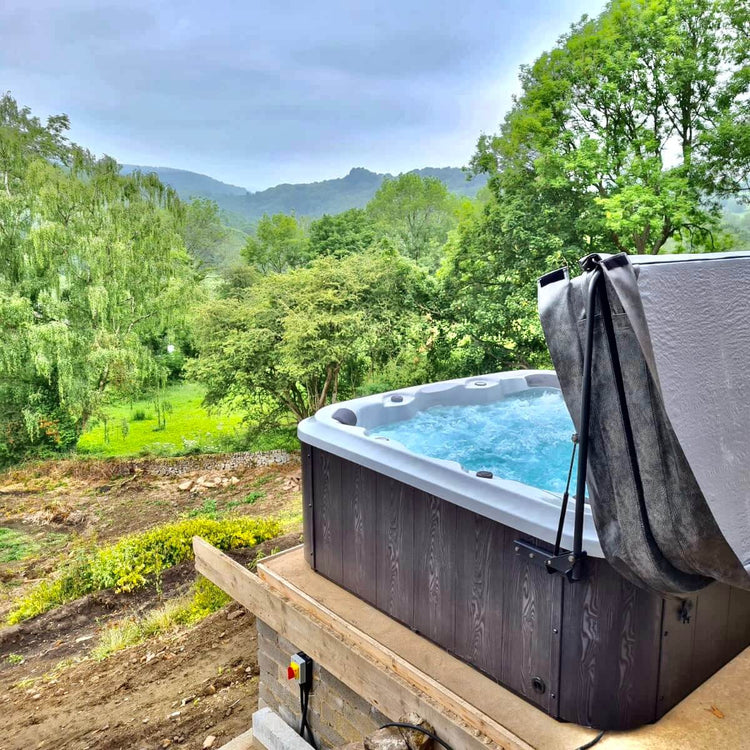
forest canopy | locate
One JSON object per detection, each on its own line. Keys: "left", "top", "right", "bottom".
{"left": 1, "top": 0, "right": 749, "bottom": 464}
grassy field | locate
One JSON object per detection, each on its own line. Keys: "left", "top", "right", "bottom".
{"left": 77, "top": 381, "right": 295, "bottom": 458}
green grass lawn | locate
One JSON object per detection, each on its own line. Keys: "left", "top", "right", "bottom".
{"left": 0, "top": 527, "right": 67, "bottom": 564}
{"left": 0, "top": 527, "right": 39, "bottom": 563}
{"left": 77, "top": 382, "right": 269, "bottom": 458}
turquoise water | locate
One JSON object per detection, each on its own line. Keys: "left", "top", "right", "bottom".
{"left": 370, "top": 388, "right": 577, "bottom": 494}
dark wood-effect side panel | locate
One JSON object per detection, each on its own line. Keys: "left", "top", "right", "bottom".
{"left": 501, "top": 536, "right": 562, "bottom": 714}
{"left": 656, "top": 593, "right": 697, "bottom": 715}
{"left": 376, "top": 474, "right": 415, "bottom": 624}
{"left": 413, "top": 491, "right": 456, "bottom": 650}
{"left": 691, "top": 583, "right": 732, "bottom": 687}
{"left": 341, "top": 459, "right": 378, "bottom": 604}
{"left": 657, "top": 581, "right": 748, "bottom": 718}
{"left": 560, "top": 557, "right": 663, "bottom": 729}
{"left": 311, "top": 448, "right": 343, "bottom": 582}
{"left": 453, "top": 508, "right": 506, "bottom": 679}
{"left": 303, "top": 445, "right": 750, "bottom": 732}
{"left": 725, "top": 586, "right": 750, "bottom": 660}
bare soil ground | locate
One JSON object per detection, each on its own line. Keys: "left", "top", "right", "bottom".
{"left": 0, "top": 454, "right": 303, "bottom": 750}
{"left": 1, "top": 602, "right": 264, "bottom": 750}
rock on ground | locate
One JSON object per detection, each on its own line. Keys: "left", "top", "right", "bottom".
{"left": 363, "top": 713, "right": 434, "bottom": 750}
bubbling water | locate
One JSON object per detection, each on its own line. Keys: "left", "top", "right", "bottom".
{"left": 369, "top": 388, "right": 577, "bottom": 494}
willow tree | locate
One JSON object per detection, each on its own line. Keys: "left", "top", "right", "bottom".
{"left": 0, "top": 94, "right": 196, "bottom": 461}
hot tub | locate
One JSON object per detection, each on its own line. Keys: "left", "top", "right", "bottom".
{"left": 298, "top": 371, "right": 750, "bottom": 730}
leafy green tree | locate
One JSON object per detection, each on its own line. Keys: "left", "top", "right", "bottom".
{"left": 0, "top": 94, "right": 196, "bottom": 461}
{"left": 308, "top": 208, "right": 376, "bottom": 258}
{"left": 473, "top": 0, "right": 750, "bottom": 255}
{"left": 190, "top": 250, "right": 429, "bottom": 421}
{"left": 241, "top": 213, "right": 309, "bottom": 273}
{"left": 435, "top": 0, "right": 750, "bottom": 378}
{"left": 366, "top": 174, "right": 459, "bottom": 265}
{"left": 180, "top": 197, "right": 229, "bottom": 268}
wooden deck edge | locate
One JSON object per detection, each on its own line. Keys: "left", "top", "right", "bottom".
{"left": 256, "top": 543, "right": 302, "bottom": 566}
{"left": 193, "top": 536, "right": 529, "bottom": 750}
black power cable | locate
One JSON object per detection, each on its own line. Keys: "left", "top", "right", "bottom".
{"left": 298, "top": 682, "right": 317, "bottom": 748}
{"left": 379, "top": 721, "right": 454, "bottom": 750}
{"left": 576, "top": 729, "right": 605, "bottom": 749}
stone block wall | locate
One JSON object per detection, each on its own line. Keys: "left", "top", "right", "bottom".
{"left": 257, "top": 618, "right": 391, "bottom": 748}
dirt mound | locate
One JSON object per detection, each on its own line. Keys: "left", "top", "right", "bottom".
{"left": 0, "top": 534, "right": 303, "bottom": 750}
{"left": 0, "top": 451, "right": 304, "bottom": 749}
{"left": 2, "top": 450, "right": 295, "bottom": 483}
{"left": 0, "top": 604, "right": 262, "bottom": 750}
{"left": 0, "top": 535, "right": 300, "bottom": 669}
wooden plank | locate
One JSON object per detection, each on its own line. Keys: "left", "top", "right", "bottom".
{"left": 312, "top": 447, "right": 343, "bottom": 581}
{"left": 300, "top": 443, "right": 314, "bottom": 568}
{"left": 341, "top": 459, "right": 378, "bottom": 604}
{"left": 501, "top": 536, "right": 559, "bottom": 714}
{"left": 413, "top": 491, "right": 456, "bottom": 649}
{"left": 193, "top": 536, "right": 539, "bottom": 750}
{"left": 559, "top": 557, "right": 662, "bottom": 729}
{"left": 454, "top": 508, "right": 506, "bottom": 679}
{"left": 376, "top": 474, "right": 414, "bottom": 624}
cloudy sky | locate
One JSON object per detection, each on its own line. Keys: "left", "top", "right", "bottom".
{"left": 1, "top": 0, "right": 605, "bottom": 191}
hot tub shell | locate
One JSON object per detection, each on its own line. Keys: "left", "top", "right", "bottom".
{"left": 298, "top": 371, "right": 750, "bottom": 730}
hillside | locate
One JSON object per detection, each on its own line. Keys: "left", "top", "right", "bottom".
{"left": 121, "top": 164, "right": 487, "bottom": 226}
{"left": 120, "top": 165, "right": 247, "bottom": 199}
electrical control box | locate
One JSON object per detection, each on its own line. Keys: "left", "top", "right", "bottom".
{"left": 287, "top": 651, "right": 313, "bottom": 688}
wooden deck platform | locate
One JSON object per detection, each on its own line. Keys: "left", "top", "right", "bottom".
{"left": 194, "top": 539, "right": 750, "bottom": 750}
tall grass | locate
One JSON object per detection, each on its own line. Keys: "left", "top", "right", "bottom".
{"left": 91, "top": 578, "right": 230, "bottom": 660}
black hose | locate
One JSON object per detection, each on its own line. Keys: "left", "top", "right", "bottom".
{"left": 576, "top": 729, "right": 605, "bottom": 749}
{"left": 379, "top": 722, "right": 454, "bottom": 750}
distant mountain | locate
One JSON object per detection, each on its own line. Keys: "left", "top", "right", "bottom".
{"left": 120, "top": 164, "right": 487, "bottom": 227}
{"left": 120, "top": 165, "right": 247, "bottom": 201}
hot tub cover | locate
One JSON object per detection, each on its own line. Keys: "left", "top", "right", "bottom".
{"left": 539, "top": 252, "right": 750, "bottom": 595}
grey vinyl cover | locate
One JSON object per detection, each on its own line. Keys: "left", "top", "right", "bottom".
{"left": 538, "top": 251, "right": 750, "bottom": 595}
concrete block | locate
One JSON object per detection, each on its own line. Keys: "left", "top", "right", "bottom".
{"left": 218, "top": 728, "right": 255, "bottom": 750}
{"left": 256, "top": 619, "right": 278, "bottom": 645}
{"left": 278, "top": 633, "right": 300, "bottom": 655}
{"left": 277, "top": 702, "right": 298, "bottom": 730}
{"left": 253, "top": 707, "right": 311, "bottom": 750}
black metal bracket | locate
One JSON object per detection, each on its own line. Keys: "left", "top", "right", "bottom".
{"left": 677, "top": 599, "right": 693, "bottom": 624}
{"left": 513, "top": 539, "right": 587, "bottom": 582}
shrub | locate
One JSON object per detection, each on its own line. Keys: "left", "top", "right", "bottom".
{"left": 6, "top": 517, "right": 279, "bottom": 624}
{"left": 226, "top": 491, "right": 265, "bottom": 511}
